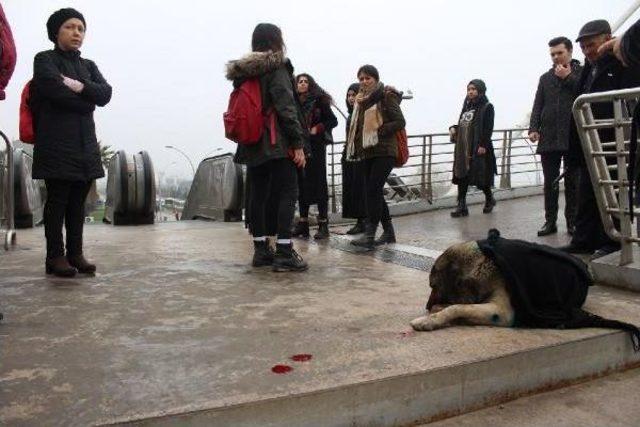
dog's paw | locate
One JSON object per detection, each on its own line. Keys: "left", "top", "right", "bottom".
{"left": 410, "top": 315, "right": 441, "bottom": 331}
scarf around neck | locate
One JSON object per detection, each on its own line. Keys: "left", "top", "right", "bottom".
{"left": 346, "top": 82, "right": 385, "bottom": 159}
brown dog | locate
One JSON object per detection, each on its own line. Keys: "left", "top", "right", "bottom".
{"left": 410, "top": 241, "right": 515, "bottom": 331}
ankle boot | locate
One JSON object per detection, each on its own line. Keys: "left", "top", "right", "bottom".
{"left": 346, "top": 218, "right": 365, "bottom": 235}
{"left": 483, "top": 192, "right": 496, "bottom": 214}
{"left": 537, "top": 221, "right": 558, "bottom": 236}
{"left": 450, "top": 199, "right": 469, "bottom": 218}
{"left": 292, "top": 220, "right": 310, "bottom": 238}
{"left": 273, "top": 243, "right": 308, "bottom": 272}
{"left": 46, "top": 256, "right": 77, "bottom": 277}
{"left": 67, "top": 254, "right": 97, "bottom": 274}
{"left": 351, "top": 222, "right": 377, "bottom": 249}
{"left": 252, "top": 239, "right": 275, "bottom": 267}
{"left": 375, "top": 219, "right": 396, "bottom": 245}
{"left": 314, "top": 220, "right": 329, "bottom": 240}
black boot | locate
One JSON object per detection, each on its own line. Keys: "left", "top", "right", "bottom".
{"left": 351, "top": 222, "right": 377, "bottom": 249}
{"left": 346, "top": 218, "right": 365, "bottom": 235}
{"left": 375, "top": 219, "right": 396, "bottom": 245}
{"left": 67, "top": 253, "right": 97, "bottom": 274}
{"left": 252, "top": 239, "right": 274, "bottom": 267}
{"left": 292, "top": 220, "right": 310, "bottom": 238}
{"left": 314, "top": 220, "right": 330, "bottom": 240}
{"left": 450, "top": 198, "right": 468, "bottom": 218}
{"left": 482, "top": 192, "right": 496, "bottom": 214}
{"left": 537, "top": 221, "right": 558, "bottom": 236}
{"left": 273, "top": 243, "right": 308, "bottom": 272}
{"left": 46, "top": 256, "right": 77, "bottom": 277}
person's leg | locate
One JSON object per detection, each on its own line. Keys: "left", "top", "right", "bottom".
{"left": 314, "top": 197, "right": 330, "bottom": 240}
{"left": 44, "top": 179, "right": 76, "bottom": 276}
{"left": 562, "top": 153, "right": 579, "bottom": 235}
{"left": 292, "top": 169, "right": 310, "bottom": 237}
{"left": 481, "top": 185, "right": 496, "bottom": 213}
{"left": 272, "top": 158, "right": 307, "bottom": 271}
{"left": 538, "top": 152, "right": 560, "bottom": 234}
{"left": 451, "top": 178, "right": 469, "bottom": 217}
{"left": 561, "top": 166, "right": 599, "bottom": 253}
{"left": 248, "top": 163, "right": 274, "bottom": 267}
{"left": 65, "top": 180, "right": 95, "bottom": 273}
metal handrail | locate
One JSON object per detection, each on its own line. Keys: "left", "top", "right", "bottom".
{"left": 327, "top": 127, "right": 541, "bottom": 210}
{"left": 1, "top": 130, "right": 16, "bottom": 250}
{"left": 573, "top": 87, "right": 640, "bottom": 265}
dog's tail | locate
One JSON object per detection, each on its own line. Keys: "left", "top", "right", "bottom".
{"left": 565, "top": 309, "right": 640, "bottom": 352}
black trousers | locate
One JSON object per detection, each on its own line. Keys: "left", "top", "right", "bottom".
{"left": 540, "top": 152, "right": 578, "bottom": 225}
{"left": 44, "top": 179, "right": 92, "bottom": 259}
{"left": 364, "top": 156, "right": 394, "bottom": 227}
{"left": 456, "top": 177, "right": 491, "bottom": 201}
{"left": 249, "top": 158, "right": 298, "bottom": 240}
{"left": 570, "top": 165, "right": 617, "bottom": 250}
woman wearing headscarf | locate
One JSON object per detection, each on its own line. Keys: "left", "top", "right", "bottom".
{"left": 341, "top": 82, "right": 368, "bottom": 234}
{"left": 449, "top": 79, "right": 497, "bottom": 217}
{"left": 31, "top": 8, "right": 112, "bottom": 277}
{"left": 346, "top": 65, "right": 405, "bottom": 249}
{"left": 291, "top": 73, "right": 338, "bottom": 239}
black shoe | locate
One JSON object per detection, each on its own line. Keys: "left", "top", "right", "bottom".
{"left": 314, "top": 220, "right": 329, "bottom": 240}
{"left": 351, "top": 222, "right": 377, "bottom": 249}
{"left": 557, "top": 243, "right": 593, "bottom": 255}
{"left": 252, "top": 239, "right": 274, "bottom": 267}
{"left": 346, "top": 219, "right": 365, "bottom": 235}
{"left": 591, "top": 244, "right": 621, "bottom": 259}
{"left": 450, "top": 200, "right": 468, "bottom": 218}
{"left": 482, "top": 194, "right": 496, "bottom": 214}
{"left": 46, "top": 256, "right": 78, "bottom": 277}
{"left": 67, "top": 253, "right": 97, "bottom": 274}
{"left": 273, "top": 243, "right": 308, "bottom": 272}
{"left": 537, "top": 222, "right": 558, "bottom": 237}
{"left": 292, "top": 221, "right": 310, "bottom": 238}
{"left": 375, "top": 220, "right": 396, "bottom": 245}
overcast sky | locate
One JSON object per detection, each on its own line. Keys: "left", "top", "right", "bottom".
{"left": 1, "top": 0, "right": 637, "bottom": 178}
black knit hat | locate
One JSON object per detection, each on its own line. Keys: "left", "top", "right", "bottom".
{"left": 46, "top": 8, "right": 86, "bottom": 43}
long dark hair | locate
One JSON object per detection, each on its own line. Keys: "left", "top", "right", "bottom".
{"left": 296, "top": 73, "right": 332, "bottom": 104}
{"left": 346, "top": 83, "right": 359, "bottom": 114}
{"left": 251, "top": 23, "right": 286, "bottom": 53}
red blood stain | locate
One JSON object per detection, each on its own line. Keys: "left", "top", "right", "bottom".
{"left": 399, "top": 330, "right": 415, "bottom": 338}
{"left": 271, "top": 364, "right": 293, "bottom": 374}
{"left": 290, "top": 354, "right": 313, "bottom": 362}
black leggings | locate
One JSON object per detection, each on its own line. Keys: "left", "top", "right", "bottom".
{"left": 456, "top": 178, "right": 491, "bottom": 201}
{"left": 249, "top": 158, "right": 298, "bottom": 240}
{"left": 299, "top": 199, "right": 328, "bottom": 220}
{"left": 44, "top": 179, "right": 92, "bottom": 259}
{"left": 364, "top": 156, "right": 394, "bottom": 227}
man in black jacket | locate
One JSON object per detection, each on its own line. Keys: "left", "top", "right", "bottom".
{"left": 560, "top": 20, "right": 640, "bottom": 257}
{"left": 529, "top": 37, "right": 582, "bottom": 236}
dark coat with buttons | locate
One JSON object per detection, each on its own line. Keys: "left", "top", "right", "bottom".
{"left": 529, "top": 60, "right": 582, "bottom": 154}
{"left": 31, "top": 47, "right": 112, "bottom": 181}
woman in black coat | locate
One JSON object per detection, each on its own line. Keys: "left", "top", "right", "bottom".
{"left": 31, "top": 8, "right": 112, "bottom": 277}
{"left": 449, "top": 79, "right": 497, "bottom": 218}
{"left": 291, "top": 73, "right": 338, "bottom": 240}
{"left": 341, "top": 82, "right": 368, "bottom": 234}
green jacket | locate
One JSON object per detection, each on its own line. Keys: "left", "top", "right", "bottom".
{"left": 226, "top": 51, "right": 307, "bottom": 167}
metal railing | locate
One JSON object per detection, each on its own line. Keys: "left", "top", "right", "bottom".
{"left": 573, "top": 88, "right": 640, "bottom": 266}
{"left": 0, "top": 131, "right": 16, "bottom": 250}
{"left": 326, "top": 127, "right": 541, "bottom": 213}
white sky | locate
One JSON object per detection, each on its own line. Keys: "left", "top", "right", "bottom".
{"left": 1, "top": 0, "right": 637, "bottom": 178}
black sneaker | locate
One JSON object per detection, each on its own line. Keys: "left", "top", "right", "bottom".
{"left": 314, "top": 221, "right": 329, "bottom": 240}
{"left": 252, "top": 240, "right": 275, "bottom": 267}
{"left": 482, "top": 195, "right": 496, "bottom": 214}
{"left": 273, "top": 243, "right": 308, "bottom": 272}
{"left": 537, "top": 222, "right": 558, "bottom": 236}
{"left": 292, "top": 221, "right": 310, "bottom": 238}
{"left": 346, "top": 220, "right": 365, "bottom": 235}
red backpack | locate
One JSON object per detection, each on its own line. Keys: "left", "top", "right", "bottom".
{"left": 0, "top": 3, "right": 17, "bottom": 101}
{"left": 19, "top": 80, "right": 34, "bottom": 144}
{"left": 223, "top": 78, "right": 275, "bottom": 145}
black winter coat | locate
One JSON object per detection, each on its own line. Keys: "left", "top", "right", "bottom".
{"left": 226, "top": 51, "right": 307, "bottom": 168}
{"left": 621, "top": 18, "right": 640, "bottom": 68}
{"left": 529, "top": 60, "right": 582, "bottom": 153}
{"left": 31, "top": 48, "right": 112, "bottom": 181}
{"left": 567, "top": 53, "right": 640, "bottom": 168}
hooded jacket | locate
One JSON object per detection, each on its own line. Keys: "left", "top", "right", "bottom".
{"left": 31, "top": 47, "right": 112, "bottom": 181}
{"left": 226, "top": 51, "right": 307, "bottom": 167}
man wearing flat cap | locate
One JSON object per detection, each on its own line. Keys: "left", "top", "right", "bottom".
{"left": 559, "top": 19, "right": 640, "bottom": 257}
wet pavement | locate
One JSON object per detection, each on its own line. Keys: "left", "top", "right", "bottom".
{"left": 1, "top": 198, "right": 639, "bottom": 426}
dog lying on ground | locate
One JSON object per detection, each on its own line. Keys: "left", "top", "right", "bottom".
{"left": 410, "top": 230, "right": 640, "bottom": 352}
{"left": 410, "top": 241, "right": 515, "bottom": 331}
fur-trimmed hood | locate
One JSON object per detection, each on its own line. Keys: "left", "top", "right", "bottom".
{"left": 225, "top": 50, "right": 288, "bottom": 81}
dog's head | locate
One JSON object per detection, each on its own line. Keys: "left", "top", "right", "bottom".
{"left": 426, "top": 242, "right": 494, "bottom": 311}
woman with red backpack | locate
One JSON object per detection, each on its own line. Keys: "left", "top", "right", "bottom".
{"left": 346, "top": 65, "right": 405, "bottom": 249}
{"left": 226, "top": 23, "right": 308, "bottom": 272}
{"left": 291, "top": 73, "right": 337, "bottom": 240}
{"left": 31, "top": 8, "right": 112, "bottom": 277}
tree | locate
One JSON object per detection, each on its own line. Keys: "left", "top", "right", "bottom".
{"left": 99, "top": 142, "right": 115, "bottom": 170}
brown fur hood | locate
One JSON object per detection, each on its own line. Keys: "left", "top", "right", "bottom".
{"left": 225, "top": 50, "right": 287, "bottom": 81}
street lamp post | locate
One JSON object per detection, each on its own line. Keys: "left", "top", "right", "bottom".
{"left": 165, "top": 145, "right": 196, "bottom": 176}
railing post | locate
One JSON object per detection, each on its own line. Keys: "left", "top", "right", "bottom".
{"left": 427, "top": 135, "right": 433, "bottom": 201}
{"left": 499, "top": 130, "right": 512, "bottom": 189}
{"left": 506, "top": 129, "right": 513, "bottom": 188}
{"left": 330, "top": 142, "right": 337, "bottom": 214}
{"left": 420, "top": 136, "right": 426, "bottom": 198}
